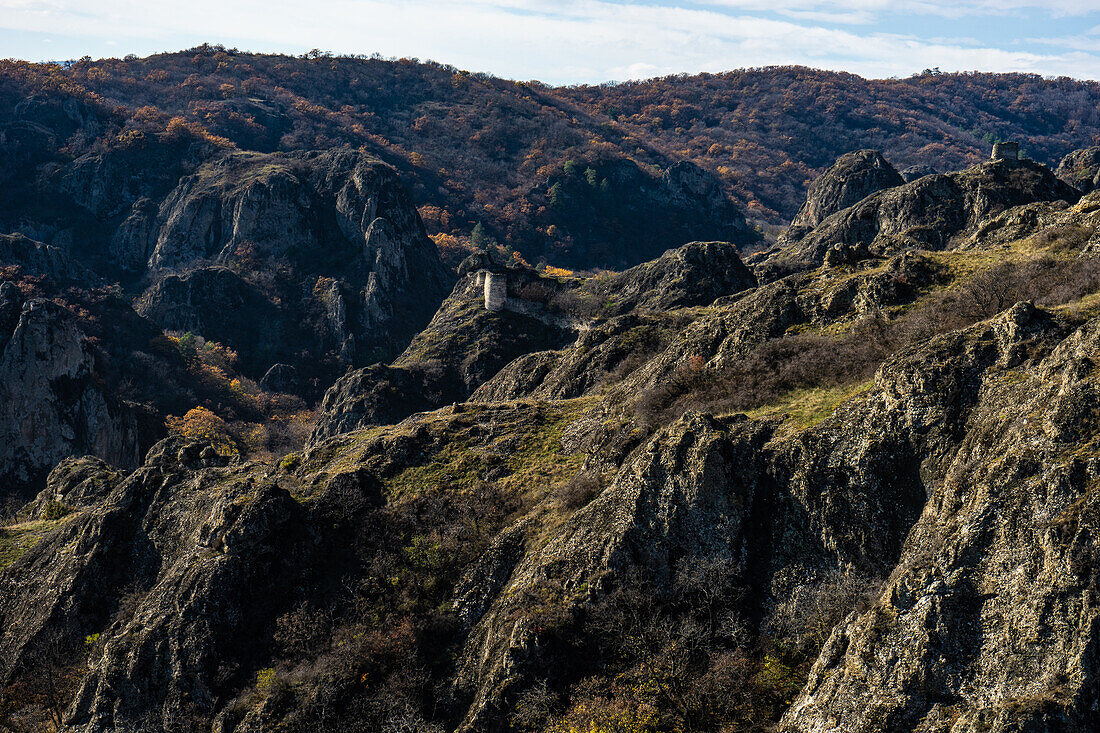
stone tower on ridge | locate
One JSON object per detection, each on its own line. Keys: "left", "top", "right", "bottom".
{"left": 991, "top": 141, "right": 1020, "bottom": 162}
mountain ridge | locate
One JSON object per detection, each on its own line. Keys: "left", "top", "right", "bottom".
{"left": 7, "top": 51, "right": 1100, "bottom": 268}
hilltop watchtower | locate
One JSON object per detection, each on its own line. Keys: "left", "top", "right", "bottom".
{"left": 474, "top": 269, "right": 507, "bottom": 311}
{"left": 991, "top": 141, "right": 1020, "bottom": 162}
{"left": 484, "top": 272, "right": 506, "bottom": 311}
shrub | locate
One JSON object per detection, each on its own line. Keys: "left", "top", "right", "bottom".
{"left": 766, "top": 571, "right": 884, "bottom": 654}
{"left": 166, "top": 406, "right": 239, "bottom": 455}
{"left": 557, "top": 472, "right": 603, "bottom": 510}
{"left": 41, "top": 501, "right": 73, "bottom": 521}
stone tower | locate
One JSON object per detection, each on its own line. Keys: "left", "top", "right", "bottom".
{"left": 991, "top": 141, "right": 1020, "bottom": 162}
{"left": 484, "top": 272, "right": 506, "bottom": 311}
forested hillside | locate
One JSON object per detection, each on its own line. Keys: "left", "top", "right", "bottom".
{"left": 4, "top": 48, "right": 1100, "bottom": 268}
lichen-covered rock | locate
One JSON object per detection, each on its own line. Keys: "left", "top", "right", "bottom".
{"left": 65, "top": 477, "right": 305, "bottom": 732}
{"left": 453, "top": 302, "right": 1075, "bottom": 730}
{"left": 586, "top": 240, "right": 756, "bottom": 316}
{"left": 26, "top": 456, "right": 123, "bottom": 518}
{"left": 137, "top": 149, "right": 453, "bottom": 376}
{"left": 0, "top": 296, "right": 141, "bottom": 496}
{"left": 785, "top": 150, "right": 904, "bottom": 240}
{"left": 765, "top": 157, "right": 1080, "bottom": 270}
{"left": 0, "top": 435, "right": 310, "bottom": 732}
{"left": 471, "top": 312, "right": 691, "bottom": 402}
{"left": 781, "top": 304, "right": 1100, "bottom": 732}
{"left": 1056, "top": 145, "right": 1100, "bottom": 193}
{"left": 309, "top": 362, "right": 440, "bottom": 439}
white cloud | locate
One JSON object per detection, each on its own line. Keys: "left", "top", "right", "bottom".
{"left": 703, "top": 0, "right": 1100, "bottom": 18}
{"left": 775, "top": 8, "right": 877, "bottom": 24}
{"left": 1, "top": 0, "right": 1099, "bottom": 83}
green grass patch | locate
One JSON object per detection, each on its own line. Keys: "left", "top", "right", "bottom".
{"left": 0, "top": 518, "right": 66, "bottom": 569}
{"left": 742, "top": 381, "right": 874, "bottom": 434}
{"left": 385, "top": 398, "right": 593, "bottom": 502}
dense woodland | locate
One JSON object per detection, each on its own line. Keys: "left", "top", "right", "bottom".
{"left": 4, "top": 48, "right": 1100, "bottom": 266}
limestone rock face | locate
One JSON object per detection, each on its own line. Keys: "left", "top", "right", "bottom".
{"left": 1056, "top": 145, "right": 1100, "bottom": 193}
{"left": 136, "top": 149, "right": 452, "bottom": 377}
{"left": 0, "top": 295, "right": 141, "bottom": 496}
{"left": 781, "top": 303, "right": 1100, "bottom": 732}
{"left": 788, "top": 150, "right": 905, "bottom": 235}
{"left": 588, "top": 240, "right": 757, "bottom": 316}
{"left": 311, "top": 271, "right": 574, "bottom": 440}
{"left": 766, "top": 158, "right": 1080, "bottom": 270}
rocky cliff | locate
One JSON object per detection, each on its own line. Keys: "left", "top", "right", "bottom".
{"left": 781, "top": 302, "right": 1100, "bottom": 732}
{"left": 0, "top": 235, "right": 145, "bottom": 497}
{"left": 757, "top": 152, "right": 1080, "bottom": 274}
{"left": 312, "top": 240, "right": 756, "bottom": 440}
{"left": 783, "top": 150, "right": 905, "bottom": 241}
{"left": 133, "top": 149, "right": 453, "bottom": 381}
{"left": 0, "top": 289, "right": 141, "bottom": 497}
{"left": 7, "top": 149, "right": 1100, "bottom": 733}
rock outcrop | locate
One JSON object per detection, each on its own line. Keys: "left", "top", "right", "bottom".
{"left": 1056, "top": 145, "right": 1100, "bottom": 193}
{"left": 0, "top": 292, "right": 141, "bottom": 497}
{"left": 454, "top": 302, "right": 1062, "bottom": 729}
{"left": 0, "top": 235, "right": 148, "bottom": 497}
{"left": 899, "top": 164, "right": 938, "bottom": 182}
{"left": 781, "top": 303, "right": 1100, "bottom": 731}
{"left": 585, "top": 240, "right": 756, "bottom": 316}
{"left": 311, "top": 269, "right": 575, "bottom": 440}
{"left": 0, "top": 232, "right": 100, "bottom": 286}
{"left": 762, "top": 155, "right": 1080, "bottom": 272}
{"left": 784, "top": 150, "right": 905, "bottom": 241}
{"left": 313, "top": 240, "right": 757, "bottom": 438}
{"left": 133, "top": 149, "right": 453, "bottom": 379}
{"left": 0, "top": 436, "right": 309, "bottom": 732}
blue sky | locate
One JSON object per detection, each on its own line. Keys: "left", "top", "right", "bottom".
{"left": 4, "top": 0, "right": 1100, "bottom": 85}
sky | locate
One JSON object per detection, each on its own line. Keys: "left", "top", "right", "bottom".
{"left": 5, "top": 0, "right": 1100, "bottom": 85}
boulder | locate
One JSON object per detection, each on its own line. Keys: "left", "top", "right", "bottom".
{"left": 1056, "top": 145, "right": 1100, "bottom": 193}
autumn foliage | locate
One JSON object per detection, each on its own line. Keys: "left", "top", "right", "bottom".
{"left": 5, "top": 49, "right": 1100, "bottom": 267}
